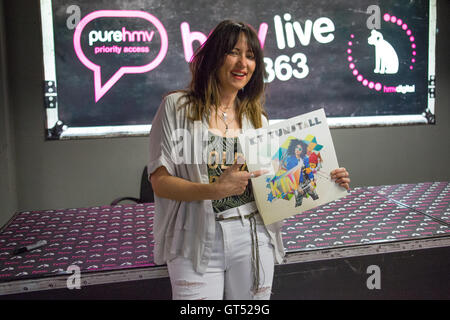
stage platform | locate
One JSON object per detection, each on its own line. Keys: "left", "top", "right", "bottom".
{"left": 1, "top": 182, "right": 449, "bottom": 299}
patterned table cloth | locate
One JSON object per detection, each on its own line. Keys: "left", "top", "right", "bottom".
{"left": 1, "top": 182, "right": 449, "bottom": 282}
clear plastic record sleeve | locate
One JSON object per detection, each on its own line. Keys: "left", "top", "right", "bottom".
{"left": 239, "top": 108, "right": 348, "bottom": 225}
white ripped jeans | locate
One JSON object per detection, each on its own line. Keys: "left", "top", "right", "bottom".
{"left": 167, "top": 213, "right": 275, "bottom": 300}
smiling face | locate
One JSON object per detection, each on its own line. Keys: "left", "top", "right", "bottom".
{"left": 216, "top": 32, "right": 256, "bottom": 97}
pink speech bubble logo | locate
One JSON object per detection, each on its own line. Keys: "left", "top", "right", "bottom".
{"left": 74, "top": 10, "right": 168, "bottom": 102}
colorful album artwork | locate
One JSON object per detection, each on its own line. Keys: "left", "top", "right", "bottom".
{"left": 239, "top": 108, "right": 348, "bottom": 225}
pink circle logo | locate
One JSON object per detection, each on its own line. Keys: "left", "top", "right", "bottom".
{"left": 346, "top": 12, "right": 417, "bottom": 92}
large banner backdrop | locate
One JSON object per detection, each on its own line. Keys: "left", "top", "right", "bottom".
{"left": 40, "top": 0, "right": 436, "bottom": 139}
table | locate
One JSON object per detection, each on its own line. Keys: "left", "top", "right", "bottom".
{"left": 1, "top": 182, "right": 449, "bottom": 299}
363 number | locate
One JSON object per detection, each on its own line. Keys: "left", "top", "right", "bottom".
{"left": 264, "top": 53, "right": 309, "bottom": 83}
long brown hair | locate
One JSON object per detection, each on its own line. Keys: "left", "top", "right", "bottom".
{"left": 177, "top": 20, "right": 268, "bottom": 128}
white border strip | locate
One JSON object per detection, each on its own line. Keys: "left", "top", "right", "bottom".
{"left": 59, "top": 114, "right": 428, "bottom": 139}
{"left": 428, "top": 0, "right": 436, "bottom": 114}
{"left": 40, "top": 0, "right": 59, "bottom": 129}
{"left": 60, "top": 124, "right": 152, "bottom": 139}
{"left": 272, "top": 114, "right": 428, "bottom": 128}
{"left": 326, "top": 114, "right": 428, "bottom": 128}
{"left": 40, "top": 0, "right": 56, "bottom": 80}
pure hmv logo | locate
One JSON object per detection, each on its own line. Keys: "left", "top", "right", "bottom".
{"left": 73, "top": 10, "right": 168, "bottom": 102}
{"left": 89, "top": 27, "right": 154, "bottom": 55}
{"left": 88, "top": 27, "right": 155, "bottom": 46}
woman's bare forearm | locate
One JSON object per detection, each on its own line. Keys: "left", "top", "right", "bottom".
{"left": 151, "top": 171, "right": 221, "bottom": 201}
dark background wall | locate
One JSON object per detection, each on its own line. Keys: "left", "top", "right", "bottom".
{"left": 0, "top": 0, "right": 449, "bottom": 227}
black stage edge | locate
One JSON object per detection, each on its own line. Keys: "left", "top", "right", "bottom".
{"left": 272, "top": 245, "right": 450, "bottom": 299}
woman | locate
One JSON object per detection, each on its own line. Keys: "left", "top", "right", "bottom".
{"left": 148, "top": 20, "right": 350, "bottom": 300}
{"left": 281, "top": 139, "right": 319, "bottom": 206}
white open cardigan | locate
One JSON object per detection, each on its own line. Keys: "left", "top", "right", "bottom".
{"left": 148, "top": 92, "right": 285, "bottom": 273}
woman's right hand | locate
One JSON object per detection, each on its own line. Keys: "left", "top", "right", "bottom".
{"left": 214, "top": 163, "right": 267, "bottom": 199}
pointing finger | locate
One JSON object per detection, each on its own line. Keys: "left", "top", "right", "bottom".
{"left": 249, "top": 169, "right": 269, "bottom": 179}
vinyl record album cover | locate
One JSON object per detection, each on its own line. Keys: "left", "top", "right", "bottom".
{"left": 239, "top": 108, "right": 348, "bottom": 224}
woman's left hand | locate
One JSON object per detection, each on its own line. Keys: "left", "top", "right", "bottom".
{"left": 330, "top": 168, "right": 350, "bottom": 190}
